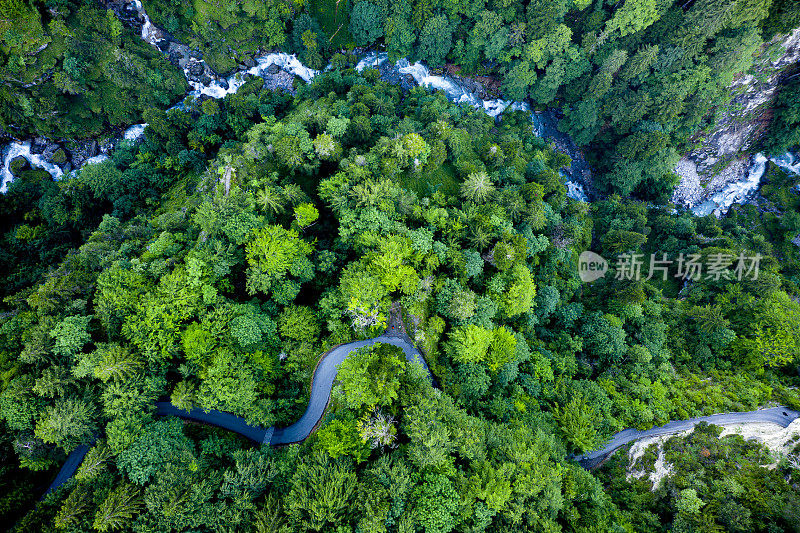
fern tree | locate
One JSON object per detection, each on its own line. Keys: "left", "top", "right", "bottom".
{"left": 55, "top": 484, "right": 91, "bottom": 529}
{"left": 93, "top": 483, "right": 144, "bottom": 532}
{"left": 75, "top": 442, "right": 114, "bottom": 482}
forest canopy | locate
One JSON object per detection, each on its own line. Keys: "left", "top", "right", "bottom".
{"left": 1, "top": 62, "right": 799, "bottom": 531}
{"left": 1, "top": 0, "right": 800, "bottom": 531}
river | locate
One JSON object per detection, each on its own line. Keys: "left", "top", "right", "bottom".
{"left": 2, "top": 4, "right": 798, "bottom": 210}
{"left": 0, "top": 2, "right": 592, "bottom": 201}
{"left": 691, "top": 152, "right": 800, "bottom": 216}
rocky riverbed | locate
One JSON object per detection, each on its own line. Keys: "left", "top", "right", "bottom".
{"left": 673, "top": 29, "right": 800, "bottom": 212}
{"left": 3, "top": 0, "right": 798, "bottom": 210}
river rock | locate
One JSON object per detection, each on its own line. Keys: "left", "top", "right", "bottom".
{"left": 244, "top": 57, "right": 256, "bottom": 68}
{"left": 399, "top": 74, "right": 416, "bottom": 92}
{"left": 43, "top": 143, "right": 66, "bottom": 164}
{"left": 9, "top": 156, "right": 29, "bottom": 177}
{"left": 157, "top": 40, "right": 170, "bottom": 52}
{"left": 67, "top": 140, "right": 99, "bottom": 168}
{"left": 261, "top": 68, "right": 295, "bottom": 93}
{"left": 377, "top": 61, "right": 400, "bottom": 85}
{"left": 30, "top": 137, "right": 48, "bottom": 155}
{"left": 199, "top": 75, "right": 212, "bottom": 86}
{"left": 267, "top": 63, "right": 281, "bottom": 75}
{"left": 187, "top": 61, "right": 204, "bottom": 77}
{"left": 673, "top": 28, "right": 800, "bottom": 209}
{"left": 168, "top": 51, "right": 182, "bottom": 66}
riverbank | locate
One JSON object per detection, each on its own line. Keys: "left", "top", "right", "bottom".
{"left": 3, "top": 1, "right": 799, "bottom": 213}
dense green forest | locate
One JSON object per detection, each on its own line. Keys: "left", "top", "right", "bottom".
{"left": 599, "top": 422, "right": 800, "bottom": 531}
{"left": 2, "top": 0, "right": 800, "bottom": 531}
{"left": 4, "top": 0, "right": 800, "bottom": 190}
{"left": 0, "top": 0, "right": 186, "bottom": 138}
{"left": 2, "top": 64, "right": 800, "bottom": 531}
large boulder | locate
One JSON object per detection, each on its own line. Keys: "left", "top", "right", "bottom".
{"left": 261, "top": 68, "right": 295, "bottom": 93}
{"left": 188, "top": 61, "right": 205, "bottom": 77}
{"left": 30, "top": 137, "right": 48, "bottom": 154}
{"left": 9, "top": 156, "right": 29, "bottom": 177}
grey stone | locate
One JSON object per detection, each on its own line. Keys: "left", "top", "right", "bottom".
{"left": 188, "top": 62, "right": 204, "bottom": 76}
{"left": 399, "top": 74, "right": 416, "bottom": 92}
{"left": 30, "top": 137, "right": 47, "bottom": 154}
{"left": 87, "top": 140, "right": 99, "bottom": 157}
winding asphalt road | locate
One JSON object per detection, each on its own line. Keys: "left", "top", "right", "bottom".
{"left": 575, "top": 406, "right": 800, "bottom": 469}
{"left": 270, "top": 334, "right": 429, "bottom": 445}
{"left": 45, "top": 331, "right": 428, "bottom": 494}
{"left": 44, "top": 327, "right": 799, "bottom": 492}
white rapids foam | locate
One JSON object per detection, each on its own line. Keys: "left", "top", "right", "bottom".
{"left": 354, "top": 51, "right": 390, "bottom": 72}
{"left": 8, "top": 0, "right": 795, "bottom": 208}
{"left": 772, "top": 151, "right": 800, "bottom": 176}
{"left": 0, "top": 6, "right": 573, "bottom": 193}
{"left": 691, "top": 151, "right": 800, "bottom": 216}
{"left": 1, "top": 141, "right": 64, "bottom": 193}
{"left": 567, "top": 180, "right": 589, "bottom": 202}
{"left": 692, "top": 154, "right": 768, "bottom": 216}
{"left": 188, "top": 53, "right": 319, "bottom": 99}
{"left": 123, "top": 123, "right": 148, "bottom": 140}
{"left": 82, "top": 154, "right": 110, "bottom": 167}
{"left": 132, "top": 0, "right": 161, "bottom": 46}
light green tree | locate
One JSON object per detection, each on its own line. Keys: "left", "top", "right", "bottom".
{"left": 93, "top": 484, "right": 144, "bottom": 532}
{"left": 245, "top": 224, "right": 314, "bottom": 295}
{"left": 447, "top": 324, "right": 493, "bottom": 365}
{"left": 35, "top": 397, "right": 96, "bottom": 451}
{"left": 335, "top": 344, "right": 406, "bottom": 410}
{"left": 460, "top": 171, "right": 495, "bottom": 203}
{"left": 316, "top": 419, "right": 369, "bottom": 461}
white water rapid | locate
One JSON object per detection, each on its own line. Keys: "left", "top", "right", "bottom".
{"left": 691, "top": 152, "right": 799, "bottom": 216}
{"left": 1, "top": 142, "right": 65, "bottom": 193}
{"left": 132, "top": 0, "right": 161, "bottom": 46}
{"left": 772, "top": 152, "right": 800, "bottom": 176}
{"left": 123, "top": 124, "right": 148, "bottom": 140}
{"left": 19, "top": 3, "right": 792, "bottom": 207}
{"left": 187, "top": 53, "right": 319, "bottom": 99}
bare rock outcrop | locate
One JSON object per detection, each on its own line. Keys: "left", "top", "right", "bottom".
{"left": 674, "top": 29, "right": 800, "bottom": 207}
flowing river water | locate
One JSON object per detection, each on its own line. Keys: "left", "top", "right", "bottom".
{"left": 691, "top": 152, "right": 800, "bottom": 216}
{"left": 7, "top": 4, "right": 797, "bottom": 498}
{"left": 1, "top": 3, "right": 594, "bottom": 198}
{"left": 1, "top": 4, "right": 798, "bottom": 203}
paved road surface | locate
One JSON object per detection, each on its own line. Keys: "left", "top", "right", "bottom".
{"left": 575, "top": 406, "right": 800, "bottom": 469}
{"left": 40, "top": 443, "right": 92, "bottom": 499}
{"left": 270, "top": 333, "right": 428, "bottom": 445}
{"left": 44, "top": 330, "right": 799, "bottom": 492}
{"left": 45, "top": 332, "right": 426, "bottom": 494}
{"left": 155, "top": 402, "right": 270, "bottom": 442}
